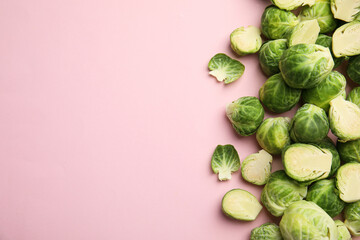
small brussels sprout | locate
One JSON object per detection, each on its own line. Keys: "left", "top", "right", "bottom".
{"left": 241, "top": 150, "right": 272, "bottom": 185}
{"left": 347, "top": 87, "right": 360, "bottom": 107}
{"left": 347, "top": 55, "right": 360, "bottom": 84}
{"left": 288, "top": 19, "right": 320, "bottom": 47}
{"left": 331, "top": 0, "right": 360, "bottom": 22}
{"left": 261, "top": 170, "right": 307, "bottom": 217}
{"left": 279, "top": 44, "right": 334, "bottom": 89}
{"left": 222, "top": 189, "right": 262, "bottom": 221}
{"left": 230, "top": 26, "right": 262, "bottom": 56}
{"left": 208, "top": 53, "right": 245, "bottom": 84}
{"left": 282, "top": 143, "right": 332, "bottom": 183}
{"left": 211, "top": 144, "right": 240, "bottom": 181}
{"left": 329, "top": 96, "right": 360, "bottom": 142}
{"left": 344, "top": 201, "right": 360, "bottom": 236}
{"left": 302, "top": 71, "right": 347, "bottom": 112}
{"left": 335, "top": 220, "right": 352, "bottom": 240}
{"left": 315, "top": 137, "right": 340, "bottom": 177}
{"left": 332, "top": 21, "right": 360, "bottom": 57}
{"left": 261, "top": 6, "right": 299, "bottom": 40}
{"left": 290, "top": 104, "right": 329, "bottom": 143}
{"left": 279, "top": 200, "right": 339, "bottom": 240}
{"left": 259, "top": 73, "right": 301, "bottom": 113}
{"left": 226, "top": 96, "right": 265, "bottom": 136}
{"left": 315, "top": 34, "right": 344, "bottom": 68}
{"left": 337, "top": 139, "right": 360, "bottom": 163}
{"left": 271, "top": 0, "right": 314, "bottom": 10}
{"left": 258, "top": 39, "right": 288, "bottom": 76}
{"left": 336, "top": 162, "right": 360, "bottom": 202}
{"left": 299, "top": 0, "right": 337, "bottom": 33}
{"left": 256, "top": 117, "right": 291, "bottom": 155}
{"left": 306, "top": 179, "right": 345, "bottom": 217}
{"left": 250, "top": 223, "right": 283, "bottom": 240}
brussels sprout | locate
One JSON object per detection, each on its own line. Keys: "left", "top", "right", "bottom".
{"left": 315, "top": 137, "right": 340, "bottom": 177}
{"left": 261, "top": 6, "right": 299, "bottom": 40}
{"left": 302, "top": 71, "right": 346, "bottom": 112}
{"left": 290, "top": 104, "right": 329, "bottom": 143}
{"left": 288, "top": 19, "right": 320, "bottom": 47}
{"left": 337, "top": 139, "right": 360, "bottom": 163}
{"left": 315, "top": 34, "right": 344, "bottom": 68}
{"left": 306, "top": 179, "right": 345, "bottom": 217}
{"left": 226, "top": 96, "right": 264, "bottom": 136}
{"left": 331, "top": 0, "right": 360, "bottom": 22}
{"left": 335, "top": 220, "right": 352, "bottom": 240}
{"left": 271, "top": 0, "right": 315, "bottom": 10}
{"left": 259, "top": 73, "right": 301, "bottom": 113}
{"left": 344, "top": 201, "right": 360, "bottom": 236}
{"left": 336, "top": 162, "right": 360, "bottom": 202}
{"left": 347, "top": 55, "right": 360, "bottom": 84}
{"left": 279, "top": 44, "right": 334, "bottom": 89}
{"left": 241, "top": 150, "right": 272, "bottom": 185}
{"left": 261, "top": 170, "right": 307, "bottom": 217}
{"left": 258, "top": 39, "right": 288, "bottom": 76}
{"left": 332, "top": 21, "right": 360, "bottom": 57}
{"left": 230, "top": 26, "right": 262, "bottom": 56}
{"left": 347, "top": 87, "right": 360, "bottom": 107}
{"left": 279, "top": 200, "right": 339, "bottom": 240}
{"left": 211, "top": 144, "right": 240, "bottom": 181}
{"left": 250, "top": 223, "right": 283, "bottom": 240}
{"left": 329, "top": 96, "right": 360, "bottom": 142}
{"left": 222, "top": 189, "right": 262, "bottom": 221}
{"left": 208, "top": 53, "right": 245, "bottom": 84}
{"left": 282, "top": 143, "right": 332, "bottom": 183}
{"left": 256, "top": 117, "right": 291, "bottom": 155}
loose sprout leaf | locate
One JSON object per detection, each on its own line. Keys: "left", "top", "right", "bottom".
{"left": 332, "top": 21, "right": 360, "bottom": 57}
{"left": 208, "top": 53, "right": 244, "bottom": 84}
{"left": 211, "top": 144, "right": 240, "bottom": 181}
{"left": 331, "top": 0, "right": 360, "bottom": 22}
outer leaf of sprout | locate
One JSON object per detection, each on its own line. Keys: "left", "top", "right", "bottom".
{"left": 211, "top": 144, "right": 240, "bottom": 181}
{"left": 208, "top": 53, "right": 245, "bottom": 84}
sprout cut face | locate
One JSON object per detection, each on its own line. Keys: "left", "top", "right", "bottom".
{"left": 336, "top": 162, "right": 360, "bottom": 203}
{"left": 315, "top": 137, "right": 340, "bottom": 177}
{"left": 258, "top": 39, "right": 288, "bottom": 76}
{"left": 347, "top": 87, "right": 360, "bottom": 107}
{"left": 332, "top": 21, "right": 360, "bottom": 57}
{"left": 208, "top": 53, "right": 245, "bottom": 84}
{"left": 344, "top": 201, "right": 360, "bottom": 236}
{"left": 250, "top": 223, "right": 283, "bottom": 240}
{"left": 315, "top": 34, "right": 344, "bottom": 68}
{"left": 271, "top": 0, "right": 315, "bottom": 10}
{"left": 347, "top": 55, "right": 360, "bottom": 84}
{"left": 335, "top": 220, "right": 352, "bottom": 240}
{"left": 211, "top": 145, "right": 240, "bottom": 181}
{"left": 230, "top": 26, "right": 262, "bottom": 56}
{"left": 331, "top": 0, "right": 360, "bottom": 22}
{"left": 241, "top": 150, "right": 272, "bottom": 186}
{"left": 337, "top": 139, "right": 360, "bottom": 163}
{"left": 288, "top": 19, "right": 320, "bottom": 46}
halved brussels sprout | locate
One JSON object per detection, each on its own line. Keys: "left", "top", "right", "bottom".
{"left": 241, "top": 150, "right": 272, "bottom": 185}
{"left": 302, "top": 71, "right": 346, "bottom": 112}
{"left": 208, "top": 53, "right": 245, "bottom": 84}
{"left": 347, "top": 55, "right": 360, "bottom": 84}
{"left": 290, "top": 104, "right": 329, "bottom": 143}
{"left": 256, "top": 117, "right": 291, "bottom": 155}
{"left": 222, "top": 189, "right": 262, "bottom": 221}
{"left": 259, "top": 73, "right": 301, "bottom": 113}
{"left": 279, "top": 200, "right": 339, "bottom": 240}
{"left": 230, "top": 26, "right": 262, "bottom": 56}
{"left": 306, "top": 179, "right": 345, "bottom": 217}
{"left": 329, "top": 96, "right": 360, "bottom": 142}
{"left": 258, "top": 39, "right": 288, "bottom": 76}
{"left": 315, "top": 34, "right": 344, "bottom": 68}
{"left": 331, "top": 0, "right": 360, "bottom": 22}
{"left": 250, "top": 223, "right": 283, "bottom": 240}
{"left": 279, "top": 44, "right": 334, "bottom": 89}
{"left": 211, "top": 144, "right": 240, "bottom": 181}
{"left": 335, "top": 220, "right": 352, "bottom": 240}
{"left": 347, "top": 87, "right": 360, "bottom": 107}
{"left": 261, "top": 170, "right": 307, "bottom": 217}
{"left": 344, "top": 201, "right": 360, "bottom": 236}
{"left": 332, "top": 21, "right": 360, "bottom": 57}
{"left": 337, "top": 139, "right": 360, "bottom": 163}
{"left": 288, "top": 19, "right": 320, "bottom": 46}
{"left": 336, "top": 162, "right": 360, "bottom": 202}
{"left": 261, "top": 6, "right": 299, "bottom": 40}
{"left": 271, "top": 0, "right": 314, "bottom": 10}
{"left": 315, "top": 137, "right": 340, "bottom": 177}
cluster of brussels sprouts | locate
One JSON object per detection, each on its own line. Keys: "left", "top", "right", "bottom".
{"left": 209, "top": 0, "right": 360, "bottom": 239}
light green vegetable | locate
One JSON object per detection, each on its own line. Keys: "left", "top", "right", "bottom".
{"left": 230, "top": 26, "right": 262, "bottom": 56}
{"left": 335, "top": 220, "right": 352, "bottom": 240}
{"left": 208, "top": 53, "right": 245, "bottom": 84}
{"left": 258, "top": 39, "right": 288, "bottom": 76}
{"left": 315, "top": 34, "right": 344, "bottom": 68}
{"left": 332, "top": 21, "right": 360, "bottom": 57}
{"left": 337, "top": 139, "right": 360, "bottom": 163}
{"left": 347, "top": 55, "right": 360, "bottom": 84}
{"left": 288, "top": 19, "right": 320, "bottom": 46}
{"left": 347, "top": 87, "right": 360, "bottom": 107}
{"left": 344, "top": 201, "right": 360, "bottom": 236}
{"left": 271, "top": 0, "right": 314, "bottom": 10}
{"left": 250, "top": 223, "right": 283, "bottom": 240}
{"left": 211, "top": 144, "right": 240, "bottom": 181}
{"left": 315, "top": 137, "right": 340, "bottom": 177}
{"left": 331, "top": 0, "right": 360, "bottom": 22}
{"left": 336, "top": 162, "right": 360, "bottom": 203}
{"left": 241, "top": 150, "right": 272, "bottom": 186}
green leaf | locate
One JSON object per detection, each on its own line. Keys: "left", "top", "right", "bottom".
{"left": 211, "top": 144, "right": 240, "bottom": 181}
{"left": 208, "top": 53, "right": 244, "bottom": 84}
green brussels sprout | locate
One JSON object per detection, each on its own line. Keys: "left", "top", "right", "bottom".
{"left": 347, "top": 55, "right": 360, "bottom": 84}
{"left": 256, "top": 117, "right": 291, "bottom": 155}
{"left": 261, "top": 170, "right": 307, "bottom": 217}
{"left": 331, "top": 0, "right": 360, "bottom": 22}
{"left": 315, "top": 34, "right": 344, "bottom": 68}
{"left": 259, "top": 73, "right": 301, "bottom": 113}
{"left": 347, "top": 87, "right": 360, "bottom": 107}
{"left": 336, "top": 162, "right": 360, "bottom": 203}
{"left": 337, "top": 139, "right": 360, "bottom": 163}
{"left": 290, "top": 104, "right": 329, "bottom": 143}
{"left": 306, "top": 179, "right": 345, "bottom": 217}
{"left": 208, "top": 53, "right": 245, "bottom": 84}
{"left": 332, "top": 21, "right": 360, "bottom": 57}
{"left": 271, "top": 0, "right": 314, "bottom": 10}
{"left": 335, "top": 220, "right": 352, "bottom": 240}
{"left": 279, "top": 200, "right": 339, "bottom": 240}
{"left": 211, "top": 144, "right": 240, "bottom": 181}
{"left": 282, "top": 143, "right": 332, "bottom": 183}
{"left": 258, "top": 39, "right": 288, "bottom": 76}
{"left": 329, "top": 96, "right": 360, "bottom": 142}
{"left": 250, "top": 223, "right": 283, "bottom": 240}
{"left": 230, "top": 26, "right": 262, "bottom": 56}
{"left": 315, "top": 137, "right": 340, "bottom": 177}
{"left": 344, "top": 201, "right": 360, "bottom": 236}
{"left": 226, "top": 96, "right": 264, "bottom": 136}
{"left": 299, "top": 0, "right": 337, "bottom": 33}
{"left": 261, "top": 6, "right": 299, "bottom": 40}
{"left": 279, "top": 44, "right": 334, "bottom": 89}
{"left": 222, "top": 189, "right": 263, "bottom": 221}
{"left": 241, "top": 150, "right": 272, "bottom": 185}
{"left": 302, "top": 71, "right": 346, "bottom": 112}
{"left": 288, "top": 19, "right": 320, "bottom": 47}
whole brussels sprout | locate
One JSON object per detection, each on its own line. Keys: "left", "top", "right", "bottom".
{"left": 331, "top": 0, "right": 360, "bottom": 22}
{"left": 315, "top": 137, "right": 340, "bottom": 177}
{"left": 335, "top": 220, "right": 352, "bottom": 240}
{"left": 261, "top": 170, "right": 307, "bottom": 217}
{"left": 288, "top": 19, "right": 320, "bottom": 47}
{"left": 306, "top": 179, "right": 345, "bottom": 217}
{"left": 256, "top": 117, "right": 291, "bottom": 155}
{"left": 258, "top": 39, "right": 288, "bottom": 76}
{"left": 259, "top": 73, "right": 301, "bottom": 113}
{"left": 302, "top": 71, "right": 346, "bottom": 112}
{"left": 230, "top": 26, "right": 262, "bottom": 56}
{"left": 344, "top": 201, "right": 360, "bottom": 236}
{"left": 226, "top": 96, "right": 264, "bottom": 136}
{"left": 271, "top": 0, "right": 314, "bottom": 10}
{"left": 250, "top": 223, "right": 283, "bottom": 240}
{"left": 332, "top": 21, "right": 360, "bottom": 57}
{"left": 315, "top": 34, "right": 344, "bottom": 68}
{"left": 337, "top": 139, "right": 360, "bottom": 163}
{"left": 279, "top": 44, "right": 334, "bottom": 89}
{"left": 290, "top": 104, "right": 329, "bottom": 143}
{"left": 347, "top": 87, "right": 360, "bottom": 107}
{"left": 336, "top": 162, "right": 360, "bottom": 203}
{"left": 347, "top": 55, "right": 360, "bottom": 84}
{"left": 261, "top": 6, "right": 299, "bottom": 40}
{"left": 279, "top": 200, "right": 339, "bottom": 240}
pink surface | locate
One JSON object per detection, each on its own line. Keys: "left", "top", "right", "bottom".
{"left": 0, "top": 0, "right": 358, "bottom": 239}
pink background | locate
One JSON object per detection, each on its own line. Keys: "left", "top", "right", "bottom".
{"left": 0, "top": 0, "right": 358, "bottom": 239}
